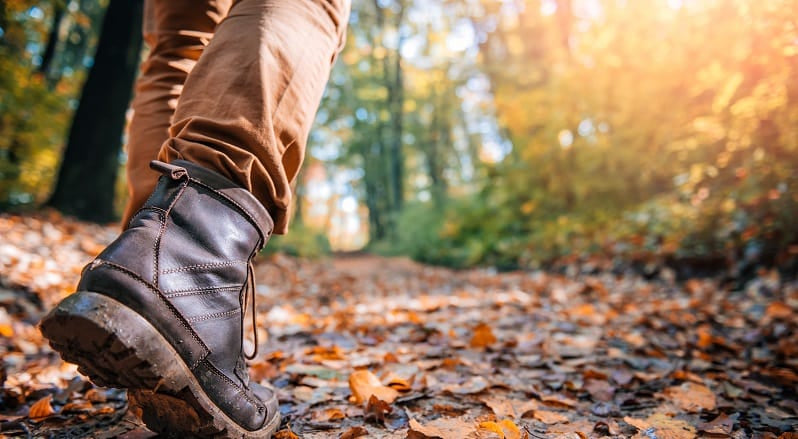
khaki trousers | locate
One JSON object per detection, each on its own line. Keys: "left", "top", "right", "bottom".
{"left": 123, "top": 0, "right": 350, "bottom": 234}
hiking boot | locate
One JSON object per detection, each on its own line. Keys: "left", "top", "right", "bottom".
{"left": 40, "top": 160, "right": 280, "bottom": 438}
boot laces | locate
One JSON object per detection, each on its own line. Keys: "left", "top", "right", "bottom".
{"left": 242, "top": 262, "right": 258, "bottom": 361}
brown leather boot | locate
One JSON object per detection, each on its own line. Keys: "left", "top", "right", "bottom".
{"left": 40, "top": 160, "right": 280, "bottom": 438}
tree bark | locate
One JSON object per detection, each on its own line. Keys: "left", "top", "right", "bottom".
{"left": 47, "top": 0, "right": 143, "bottom": 222}
{"left": 38, "top": 0, "right": 66, "bottom": 82}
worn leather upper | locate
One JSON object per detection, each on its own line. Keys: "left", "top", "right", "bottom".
{"left": 77, "top": 160, "right": 275, "bottom": 431}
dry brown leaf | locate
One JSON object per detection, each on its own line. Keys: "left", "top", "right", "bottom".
{"left": 382, "top": 371, "right": 413, "bottom": 392}
{"left": 629, "top": 413, "right": 696, "bottom": 439}
{"left": 470, "top": 323, "right": 497, "bottom": 348}
{"left": 623, "top": 416, "right": 650, "bottom": 430}
{"left": 29, "top": 395, "right": 55, "bottom": 420}
{"left": 311, "top": 407, "right": 346, "bottom": 422}
{"left": 540, "top": 394, "right": 578, "bottom": 408}
{"left": 273, "top": 428, "right": 300, "bottom": 439}
{"left": 766, "top": 302, "right": 793, "bottom": 319}
{"left": 348, "top": 369, "right": 399, "bottom": 404}
{"left": 478, "top": 420, "right": 525, "bottom": 439}
{"left": 85, "top": 388, "right": 107, "bottom": 403}
{"left": 697, "top": 413, "right": 735, "bottom": 435}
{"left": 340, "top": 426, "right": 369, "bottom": 439}
{"left": 408, "top": 417, "right": 476, "bottom": 439}
{"left": 661, "top": 382, "right": 716, "bottom": 412}
{"left": 445, "top": 376, "right": 489, "bottom": 394}
{"left": 61, "top": 401, "right": 94, "bottom": 413}
{"left": 481, "top": 396, "right": 538, "bottom": 419}
{"left": 249, "top": 361, "right": 279, "bottom": 381}
{"left": 549, "top": 419, "right": 595, "bottom": 436}
{"left": 533, "top": 409, "right": 568, "bottom": 424}
{"left": 365, "top": 394, "right": 392, "bottom": 422}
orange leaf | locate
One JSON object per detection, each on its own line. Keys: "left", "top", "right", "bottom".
{"left": 661, "top": 382, "right": 716, "bottom": 412}
{"left": 499, "top": 419, "right": 522, "bottom": 439}
{"left": 348, "top": 370, "right": 399, "bottom": 404}
{"left": 533, "top": 410, "right": 568, "bottom": 424}
{"left": 273, "top": 427, "right": 300, "bottom": 439}
{"left": 29, "top": 395, "right": 55, "bottom": 420}
{"left": 479, "top": 421, "right": 505, "bottom": 436}
{"left": 340, "top": 426, "right": 369, "bottom": 439}
{"left": 408, "top": 417, "right": 476, "bottom": 439}
{"left": 0, "top": 323, "right": 13, "bottom": 338}
{"left": 470, "top": 323, "right": 497, "bottom": 348}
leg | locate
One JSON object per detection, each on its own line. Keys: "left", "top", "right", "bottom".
{"left": 158, "top": 0, "right": 351, "bottom": 234}
{"left": 42, "top": 1, "right": 350, "bottom": 437}
{"left": 123, "top": 0, "right": 233, "bottom": 226}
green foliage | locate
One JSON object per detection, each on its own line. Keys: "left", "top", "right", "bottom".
{"left": 263, "top": 223, "right": 331, "bottom": 259}
{"left": 0, "top": 0, "right": 99, "bottom": 209}
{"left": 0, "top": 60, "right": 71, "bottom": 206}
{"left": 382, "top": 0, "right": 798, "bottom": 270}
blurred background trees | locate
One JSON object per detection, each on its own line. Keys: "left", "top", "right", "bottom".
{"left": 2, "top": 0, "right": 797, "bottom": 276}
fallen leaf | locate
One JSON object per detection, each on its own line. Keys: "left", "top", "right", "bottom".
{"left": 365, "top": 394, "right": 392, "bottom": 423}
{"left": 273, "top": 428, "right": 300, "bottom": 439}
{"left": 498, "top": 419, "right": 522, "bottom": 439}
{"left": 340, "top": 426, "right": 369, "bottom": 439}
{"left": 628, "top": 413, "right": 696, "bottom": 439}
{"left": 623, "top": 416, "right": 650, "bottom": 430}
{"left": 479, "top": 421, "right": 505, "bottom": 437}
{"left": 481, "top": 396, "right": 538, "bottom": 419}
{"left": 60, "top": 401, "right": 93, "bottom": 413}
{"left": 540, "top": 394, "right": 578, "bottom": 408}
{"left": 445, "top": 375, "right": 489, "bottom": 394}
{"left": 408, "top": 417, "right": 475, "bottom": 439}
{"left": 549, "top": 419, "right": 595, "bottom": 436}
{"left": 311, "top": 407, "right": 346, "bottom": 422}
{"left": 349, "top": 369, "right": 399, "bottom": 404}
{"left": 478, "top": 420, "right": 524, "bottom": 439}
{"left": 471, "top": 323, "right": 497, "bottom": 348}
{"left": 0, "top": 323, "right": 13, "bottom": 338}
{"left": 29, "top": 395, "right": 55, "bottom": 420}
{"left": 533, "top": 410, "right": 568, "bottom": 424}
{"left": 697, "top": 413, "right": 736, "bottom": 435}
{"left": 382, "top": 371, "right": 413, "bottom": 392}
{"left": 661, "top": 382, "right": 716, "bottom": 412}
{"left": 765, "top": 302, "right": 793, "bottom": 319}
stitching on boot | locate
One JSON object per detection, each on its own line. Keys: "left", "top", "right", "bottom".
{"left": 153, "top": 182, "right": 188, "bottom": 285}
{"left": 187, "top": 309, "right": 241, "bottom": 323}
{"left": 94, "top": 260, "right": 210, "bottom": 359}
{"left": 126, "top": 206, "right": 167, "bottom": 230}
{"left": 161, "top": 260, "right": 248, "bottom": 274}
{"left": 163, "top": 285, "right": 241, "bottom": 297}
{"left": 201, "top": 359, "right": 263, "bottom": 408}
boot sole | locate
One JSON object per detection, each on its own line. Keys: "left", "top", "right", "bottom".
{"left": 39, "top": 291, "right": 280, "bottom": 439}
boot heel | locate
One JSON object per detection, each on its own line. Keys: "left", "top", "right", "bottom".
{"left": 39, "top": 291, "right": 188, "bottom": 391}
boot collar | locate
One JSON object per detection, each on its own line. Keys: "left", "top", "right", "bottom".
{"left": 150, "top": 160, "right": 274, "bottom": 248}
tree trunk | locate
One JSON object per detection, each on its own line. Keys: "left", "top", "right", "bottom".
{"left": 47, "top": 0, "right": 143, "bottom": 222}
{"left": 38, "top": 0, "right": 66, "bottom": 82}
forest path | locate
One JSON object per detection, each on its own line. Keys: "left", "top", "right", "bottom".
{"left": 0, "top": 212, "right": 796, "bottom": 438}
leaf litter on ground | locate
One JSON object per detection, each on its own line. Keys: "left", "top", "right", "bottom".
{"left": 0, "top": 212, "right": 796, "bottom": 438}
